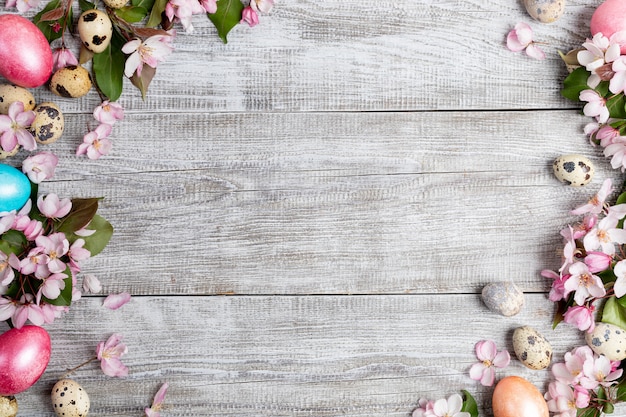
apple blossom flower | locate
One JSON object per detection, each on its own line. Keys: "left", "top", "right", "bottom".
{"left": 579, "top": 90, "right": 609, "bottom": 123}
{"left": 82, "top": 274, "right": 102, "bottom": 294}
{"left": 12, "top": 293, "right": 44, "bottom": 328}
{"left": 545, "top": 381, "right": 584, "bottom": 417}
{"left": 250, "top": 0, "right": 274, "bottom": 14}
{"left": 583, "top": 214, "right": 626, "bottom": 255}
{"left": 610, "top": 56, "right": 626, "bottom": 94}
{"left": 20, "top": 247, "right": 50, "bottom": 279}
{"left": 584, "top": 251, "right": 612, "bottom": 273}
{"left": 199, "top": 0, "right": 216, "bottom": 13}
{"left": 468, "top": 340, "right": 510, "bottom": 386}
{"left": 68, "top": 239, "right": 90, "bottom": 272}
{"left": 93, "top": 101, "right": 124, "bottom": 125}
{"left": 0, "top": 101, "right": 36, "bottom": 152}
{"left": 122, "top": 34, "right": 174, "bottom": 77}
{"left": 578, "top": 33, "right": 621, "bottom": 88}
{"left": 22, "top": 152, "right": 58, "bottom": 184}
{"left": 96, "top": 333, "right": 129, "bottom": 377}
{"left": 76, "top": 123, "right": 113, "bottom": 160}
{"left": 5, "top": 0, "right": 40, "bottom": 13}
{"left": 36, "top": 272, "right": 67, "bottom": 303}
{"left": 13, "top": 216, "right": 43, "bottom": 241}
{"left": 571, "top": 178, "right": 613, "bottom": 216}
{"left": 52, "top": 47, "right": 78, "bottom": 72}
{"left": 563, "top": 262, "right": 606, "bottom": 306}
{"left": 580, "top": 354, "right": 623, "bottom": 389}
{"left": 551, "top": 346, "right": 593, "bottom": 386}
{"left": 604, "top": 136, "right": 626, "bottom": 171}
{"left": 612, "top": 259, "right": 626, "bottom": 298}
{"left": 37, "top": 194, "right": 72, "bottom": 219}
{"left": 563, "top": 305, "right": 595, "bottom": 333}
{"left": 36, "top": 232, "right": 69, "bottom": 274}
{"left": 103, "top": 292, "right": 132, "bottom": 309}
{"left": 241, "top": 6, "right": 259, "bottom": 27}
{"left": 541, "top": 269, "right": 569, "bottom": 302}
{"left": 412, "top": 399, "right": 435, "bottom": 417}
{"left": 165, "top": 0, "right": 204, "bottom": 32}
{"left": 0, "top": 252, "right": 15, "bottom": 286}
{"left": 594, "top": 126, "right": 620, "bottom": 147}
{"left": 430, "top": 394, "right": 470, "bottom": 417}
{"left": 506, "top": 23, "right": 545, "bottom": 60}
{"left": 145, "top": 382, "right": 169, "bottom": 417}
{"left": 0, "top": 297, "right": 16, "bottom": 322}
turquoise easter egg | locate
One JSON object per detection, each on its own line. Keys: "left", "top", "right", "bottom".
{"left": 0, "top": 165, "right": 31, "bottom": 213}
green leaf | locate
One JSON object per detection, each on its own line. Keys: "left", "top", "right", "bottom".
{"left": 92, "top": 32, "right": 126, "bottom": 101}
{"left": 79, "top": 0, "right": 96, "bottom": 12}
{"left": 146, "top": 0, "right": 168, "bottom": 27}
{"left": 56, "top": 198, "right": 100, "bottom": 234}
{"left": 208, "top": 0, "right": 244, "bottom": 43}
{"left": 132, "top": 0, "right": 155, "bottom": 10}
{"left": 460, "top": 390, "right": 478, "bottom": 417}
{"left": 0, "top": 230, "right": 28, "bottom": 256}
{"left": 607, "top": 93, "right": 626, "bottom": 119}
{"left": 577, "top": 406, "right": 603, "bottom": 417}
{"left": 80, "top": 214, "right": 113, "bottom": 256}
{"left": 42, "top": 266, "right": 73, "bottom": 307}
{"left": 33, "top": 0, "right": 72, "bottom": 43}
{"left": 562, "top": 67, "right": 592, "bottom": 102}
{"left": 602, "top": 296, "right": 626, "bottom": 330}
{"left": 115, "top": 5, "right": 148, "bottom": 23}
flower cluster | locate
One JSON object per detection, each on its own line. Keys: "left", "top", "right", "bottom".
{"left": 0, "top": 156, "right": 112, "bottom": 328}
{"left": 506, "top": 22, "right": 545, "bottom": 60}
{"left": 545, "top": 346, "right": 623, "bottom": 417}
{"left": 77, "top": 100, "right": 125, "bottom": 160}
{"left": 412, "top": 393, "right": 474, "bottom": 417}
{"left": 561, "top": 32, "right": 626, "bottom": 171}
{"left": 468, "top": 340, "right": 510, "bottom": 387}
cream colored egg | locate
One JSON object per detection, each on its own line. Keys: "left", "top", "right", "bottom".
{"left": 512, "top": 326, "right": 552, "bottom": 370}
{"left": 0, "top": 144, "right": 19, "bottom": 160}
{"left": 77, "top": 10, "right": 112, "bottom": 53}
{"left": 0, "top": 396, "right": 18, "bottom": 417}
{"left": 0, "top": 84, "right": 35, "bottom": 114}
{"left": 51, "top": 379, "right": 89, "bottom": 417}
{"left": 103, "top": 0, "right": 127, "bottom": 8}
{"left": 524, "top": 0, "right": 566, "bottom": 23}
{"left": 31, "top": 102, "right": 64, "bottom": 144}
{"left": 553, "top": 154, "right": 594, "bottom": 187}
{"left": 49, "top": 66, "right": 92, "bottom": 98}
{"left": 586, "top": 322, "right": 626, "bottom": 361}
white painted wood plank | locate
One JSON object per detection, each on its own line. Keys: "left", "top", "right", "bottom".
{"left": 12, "top": 0, "right": 601, "bottom": 113}
{"left": 5, "top": 109, "right": 615, "bottom": 295}
{"left": 14, "top": 293, "right": 604, "bottom": 416}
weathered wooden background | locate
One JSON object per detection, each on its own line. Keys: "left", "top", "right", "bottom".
{"left": 2, "top": 0, "right": 624, "bottom": 415}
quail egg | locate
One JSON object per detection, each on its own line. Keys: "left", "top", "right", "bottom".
{"left": 31, "top": 102, "right": 64, "bottom": 144}
{"left": 49, "top": 66, "right": 92, "bottom": 98}
{"left": 553, "top": 154, "right": 594, "bottom": 186}
{"left": 51, "top": 379, "right": 89, "bottom": 417}
{"left": 0, "top": 84, "right": 35, "bottom": 114}
{"left": 77, "top": 10, "right": 113, "bottom": 53}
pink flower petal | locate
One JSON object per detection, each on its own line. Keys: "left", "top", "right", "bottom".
{"left": 525, "top": 44, "right": 546, "bottom": 60}
{"left": 475, "top": 339, "right": 496, "bottom": 361}
{"left": 103, "top": 292, "right": 132, "bottom": 309}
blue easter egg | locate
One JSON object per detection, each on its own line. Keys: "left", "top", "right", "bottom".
{"left": 0, "top": 164, "right": 31, "bottom": 213}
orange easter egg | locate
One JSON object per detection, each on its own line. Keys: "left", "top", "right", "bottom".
{"left": 492, "top": 376, "right": 549, "bottom": 417}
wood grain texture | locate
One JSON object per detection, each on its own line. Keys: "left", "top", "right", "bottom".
{"left": 13, "top": 294, "right": 598, "bottom": 416}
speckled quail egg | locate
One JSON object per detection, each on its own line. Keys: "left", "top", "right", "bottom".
{"left": 0, "top": 84, "right": 35, "bottom": 114}
{"left": 553, "top": 154, "right": 595, "bottom": 186}
{"left": 103, "top": 0, "right": 128, "bottom": 8}
{"left": 0, "top": 396, "right": 18, "bottom": 417}
{"left": 49, "top": 66, "right": 92, "bottom": 98}
{"left": 30, "top": 102, "right": 64, "bottom": 144}
{"left": 512, "top": 325, "right": 553, "bottom": 370}
{"left": 481, "top": 281, "right": 525, "bottom": 317}
{"left": 51, "top": 379, "right": 89, "bottom": 417}
{"left": 524, "top": 0, "right": 566, "bottom": 23}
{"left": 0, "top": 144, "right": 19, "bottom": 160}
{"left": 77, "top": 10, "right": 112, "bottom": 53}
{"left": 586, "top": 322, "right": 626, "bottom": 361}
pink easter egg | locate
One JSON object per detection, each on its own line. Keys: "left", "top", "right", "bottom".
{"left": 0, "top": 326, "right": 51, "bottom": 396}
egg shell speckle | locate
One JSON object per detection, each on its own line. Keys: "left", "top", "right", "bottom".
{"left": 585, "top": 322, "right": 626, "bottom": 361}
{"left": 49, "top": 66, "right": 92, "bottom": 98}
{"left": 77, "top": 10, "right": 112, "bottom": 53}
{"left": 523, "top": 0, "right": 566, "bottom": 23}
{"left": 0, "top": 143, "right": 19, "bottom": 160}
{"left": 481, "top": 281, "right": 525, "bottom": 317}
{"left": 103, "top": 0, "right": 127, "bottom": 9}
{"left": 553, "top": 154, "right": 594, "bottom": 186}
{"left": 512, "top": 326, "right": 552, "bottom": 370}
{"left": 0, "top": 84, "right": 35, "bottom": 114}
{"left": 51, "top": 379, "right": 89, "bottom": 417}
{"left": 31, "top": 102, "right": 64, "bottom": 144}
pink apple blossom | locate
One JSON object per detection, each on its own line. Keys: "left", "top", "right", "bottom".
{"left": 579, "top": 90, "right": 609, "bottom": 123}
{"left": 584, "top": 251, "right": 612, "bottom": 273}
{"left": 578, "top": 33, "right": 621, "bottom": 88}
{"left": 250, "top": 0, "right": 274, "bottom": 14}
{"left": 52, "top": 47, "right": 78, "bottom": 72}
{"left": 583, "top": 214, "right": 626, "bottom": 255}
{"left": 545, "top": 381, "right": 583, "bottom": 417}
{"left": 35, "top": 232, "right": 69, "bottom": 274}
{"left": 412, "top": 399, "right": 435, "bottom": 417}
{"left": 12, "top": 294, "right": 44, "bottom": 328}
{"left": 37, "top": 194, "right": 72, "bottom": 219}
{"left": 19, "top": 247, "right": 50, "bottom": 279}
{"left": 199, "top": 0, "right": 216, "bottom": 13}
{"left": 68, "top": 239, "right": 90, "bottom": 272}
{"left": 122, "top": 34, "right": 174, "bottom": 77}
{"left": 77, "top": 123, "right": 113, "bottom": 160}
{"left": 468, "top": 339, "right": 510, "bottom": 386}
{"left": 0, "top": 101, "right": 36, "bottom": 152}
{"left": 506, "top": 22, "right": 545, "bottom": 60}
{"left": 563, "top": 262, "right": 606, "bottom": 306}
{"left": 430, "top": 394, "right": 470, "bottom": 417}
{"left": 93, "top": 101, "right": 124, "bottom": 125}
{"left": 165, "top": 0, "right": 204, "bottom": 32}
{"left": 5, "top": 0, "right": 40, "bottom": 13}
{"left": 612, "top": 259, "right": 626, "bottom": 297}
{"left": 551, "top": 346, "right": 593, "bottom": 386}
{"left": 0, "top": 297, "right": 16, "bottom": 322}
{"left": 571, "top": 179, "right": 613, "bottom": 216}
{"left": 604, "top": 136, "right": 626, "bottom": 171}
{"left": 36, "top": 272, "right": 67, "bottom": 303}
{"left": 595, "top": 126, "right": 621, "bottom": 147}
{"left": 241, "top": 6, "right": 259, "bottom": 27}
{"left": 563, "top": 305, "right": 595, "bottom": 333}
{"left": 610, "top": 56, "right": 626, "bottom": 94}
{"left": 22, "top": 152, "right": 58, "bottom": 184}
{"left": 96, "top": 333, "right": 129, "bottom": 377}
{"left": 580, "top": 354, "right": 623, "bottom": 389}
{"left": 0, "top": 252, "right": 15, "bottom": 286}
{"left": 541, "top": 269, "right": 569, "bottom": 302}
{"left": 82, "top": 274, "right": 102, "bottom": 294}
{"left": 145, "top": 382, "right": 169, "bottom": 417}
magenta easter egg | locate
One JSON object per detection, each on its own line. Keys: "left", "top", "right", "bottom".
{"left": 0, "top": 326, "right": 51, "bottom": 396}
{"left": 591, "top": 0, "right": 626, "bottom": 53}
{"left": 0, "top": 14, "right": 53, "bottom": 88}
